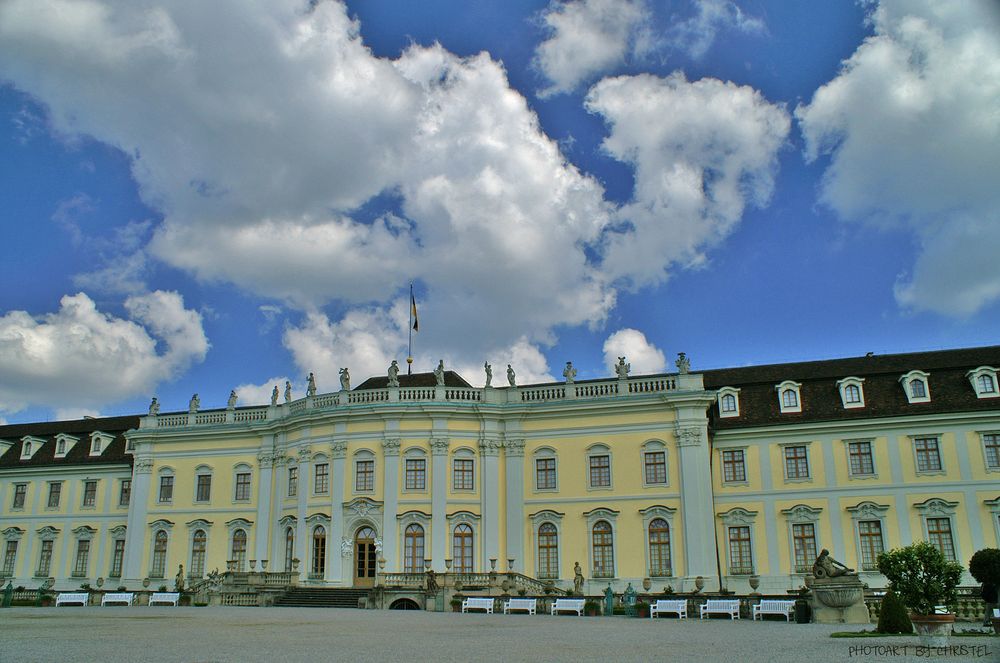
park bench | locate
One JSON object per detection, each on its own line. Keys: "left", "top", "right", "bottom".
{"left": 55, "top": 592, "right": 89, "bottom": 607}
{"left": 752, "top": 599, "right": 795, "bottom": 621}
{"left": 699, "top": 599, "right": 740, "bottom": 620}
{"left": 461, "top": 597, "right": 494, "bottom": 614}
{"left": 551, "top": 598, "right": 585, "bottom": 616}
{"left": 101, "top": 592, "right": 136, "bottom": 607}
{"left": 503, "top": 598, "right": 537, "bottom": 615}
{"left": 148, "top": 592, "right": 181, "bottom": 606}
{"left": 650, "top": 599, "right": 688, "bottom": 619}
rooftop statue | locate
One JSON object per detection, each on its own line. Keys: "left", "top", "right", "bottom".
{"left": 387, "top": 360, "right": 400, "bottom": 387}
{"left": 615, "top": 356, "right": 630, "bottom": 379}
{"left": 270, "top": 385, "right": 279, "bottom": 406}
{"left": 484, "top": 362, "right": 492, "bottom": 387}
{"left": 813, "top": 548, "right": 856, "bottom": 578}
{"left": 507, "top": 364, "right": 516, "bottom": 387}
{"left": 339, "top": 367, "right": 350, "bottom": 391}
{"left": 563, "top": 361, "right": 577, "bottom": 384}
{"left": 676, "top": 352, "right": 691, "bottom": 374}
{"left": 148, "top": 397, "right": 160, "bottom": 416}
{"left": 306, "top": 372, "right": 317, "bottom": 397}
{"left": 188, "top": 393, "right": 200, "bottom": 413}
{"left": 434, "top": 360, "right": 446, "bottom": 386}
{"left": 284, "top": 380, "right": 292, "bottom": 403}
{"left": 227, "top": 390, "right": 238, "bottom": 410}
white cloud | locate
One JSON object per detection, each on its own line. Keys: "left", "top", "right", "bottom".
{"left": 667, "top": 0, "right": 765, "bottom": 60}
{"left": 602, "top": 328, "right": 666, "bottom": 375}
{"left": 796, "top": 0, "right": 1000, "bottom": 316}
{"left": 533, "top": 0, "right": 651, "bottom": 96}
{"left": 0, "top": 290, "right": 208, "bottom": 416}
{"left": 587, "top": 72, "right": 790, "bottom": 287}
{"left": 231, "top": 376, "right": 293, "bottom": 406}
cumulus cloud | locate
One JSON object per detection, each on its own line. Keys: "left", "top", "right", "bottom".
{"left": 587, "top": 72, "right": 790, "bottom": 287}
{"left": 0, "top": 291, "right": 208, "bottom": 416}
{"left": 533, "top": 0, "right": 651, "bottom": 96}
{"left": 796, "top": 0, "right": 1000, "bottom": 316}
{"left": 602, "top": 328, "right": 666, "bottom": 375}
{"left": 231, "top": 376, "right": 293, "bottom": 406}
{"left": 667, "top": 0, "right": 765, "bottom": 60}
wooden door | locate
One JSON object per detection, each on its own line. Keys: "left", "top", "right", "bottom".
{"left": 354, "top": 526, "right": 377, "bottom": 588}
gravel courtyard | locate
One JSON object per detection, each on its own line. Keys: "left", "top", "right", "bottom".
{"left": 1, "top": 607, "right": 995, "bottom": 663}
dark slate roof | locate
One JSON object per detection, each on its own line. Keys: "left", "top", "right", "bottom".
{"left": 703, "top": 346, "right": 1000, "bottom": 429}
{"left": 355, "top": 370, "right": 473, "bottom": 390}
{"left": 0, "top": 415, "right": 139, "bottom": 469}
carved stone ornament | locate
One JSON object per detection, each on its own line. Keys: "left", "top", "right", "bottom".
{"left": 675, "top": 426, "right": 704, "bottom": 447}
{"left": 257, "top": 451, "right": 277, "bottom": 468}
{"left": 504, "top": 439, "right": 525, "bottom": 457}
{"left": 297, "top": 447, "right": 313, "bottom": 463}
{"left": 134, "top": 458, "right": 154, "bottom": 474}
{"left": 352, "top": 500, "right": 375, "bottom": 517}
{"left": 915, "top": 498, "right": 958, "bottom": 516}
{"left": 330, "top": 440, "right": 347, "bottom": 459}
{"left": 718, "top": 507, "right": 757, "bottom": 526}
{"left": 479, "top": 438, "right": 502, "bottom": 456}
{"left": 382, "top": 438, "right": 401, "bottom": 456}
{"left": 848, "top": 501, "right": 889, "bottom": 521}
{"left": 374, "top": 537, "right": 383, "bottom": 553}
{"left": 782, "top": 504, "right": 822, "bottom": 523}
{"left": 430, "top": 437, "right": 450, "bottom": 456}
{"left": 675, "top": 352, "right": 690, "bottom": 374}
{"left": 341, "top": 538, "right": 354, "bottom": 557}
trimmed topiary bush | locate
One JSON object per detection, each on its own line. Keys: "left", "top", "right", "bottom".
{"left": 877, "top": 542, "right": 963, "bottom": 615}
{"left": 876, "top": 589, "right": 913, "bottom": 634}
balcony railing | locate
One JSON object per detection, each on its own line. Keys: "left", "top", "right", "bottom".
{"left": 728, "top": 566, "right": 755, "bottom": 576}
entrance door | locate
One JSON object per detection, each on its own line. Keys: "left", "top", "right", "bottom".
{"left": 354, "top": 526, "right": 377, "bottom": 588}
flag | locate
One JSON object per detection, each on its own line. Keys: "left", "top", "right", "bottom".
{"left": 410, "top": 287, "right": 419, "bottom": 332}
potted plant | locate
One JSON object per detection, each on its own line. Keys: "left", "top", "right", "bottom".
{"left": 583, "top": 599, "right": 601, "bottom": 616}
{"left": 968, "top": 548, "right": 1000, "bottom": 632}
{"left": 634, "top": 600, "right": 649, "bottom": 618}
{"left": 450, "top": 595, "right": 464, "bottom": 612}
{"left": 877, "top": 542, "right": 963, "bottom": 646}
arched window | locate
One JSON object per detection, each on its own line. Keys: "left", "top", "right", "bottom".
{"left": 978, "top": 374, "right": 997, "bottom": 394}
{"left": 404, "top": 524, "right": 424, "bottom": 573}
{"left": 311, "top": 525, "right": 326, "bottom": 575}
{"left": 648, "top": 518, "right": 671, "bottom": 576}
{"left": 844, "top": 384, "right": 861, "bottom": 404}
{"left": 453, "top": 523, "right": 473, "bottom": 573}
{"left": 782, "top": 389, "right": 798, "bottom": 408}
{"left": 284, "top": 527, "right": 295, "bottom": 572}
{"left": 910, "top": 378, "right": 927, "bottom": 399}
{"left": 191, "top": 530, "right": 206, "bottom": 577}
{"left": 591, "top": 521, "right": 614, "bottom": 578}
{"left": 231, "top": 529, "right": 247, "bottom": 571}
{"left": 720, "top": 393, "right": 737, "bottom": 413}
{"left": 537, "top": 523, "right": 558, "bottom": 579}
{"left": 151, "top": 530, "right": 168, "bottom": 578}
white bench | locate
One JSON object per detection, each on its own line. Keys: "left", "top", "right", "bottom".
{"left": 551, "top": 598, "right": 586, "bottom": 616}
{"left": 55, "top": 592, "right": 89, "bottom": 607}
{"left": 461, "top": 597, "right": 494, "bottom": 614}
{"left": 752, "top": 599, "right": 795, "bottom": 621}
{"left": 503, "top": 598, "right": 537, "bottom": 615}
{"left": 699, "top": 599, "right": 740, "bottom": 620}
{"left": 148, "top": 592, "right": 181, "bottom": 606}
{"left": 101, "top": 592, "right": 135, "bottom": 607}
{"left": 650, "top": 599, "right": 688, "bottom": 619}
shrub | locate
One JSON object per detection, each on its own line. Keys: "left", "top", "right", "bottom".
{"left": 158, "top": 585, "right": 168, "bottom": 592}
{"left": 877, "top": 542, "right": 963, "bottom": 615}
{"left": 969, "top": 548, "right": 1000, "bottom": 586}
{"left": 583, "top": 599, "right": 601, "bottom": 615}
{"left": 876, "top": 589, "right": 913, "bottom": 634}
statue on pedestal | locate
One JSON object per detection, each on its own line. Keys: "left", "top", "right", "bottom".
{"left": 148, "top": 397, "right": 160, "bottom": 416}
{"left": 284, "top": 381, "right": 292, "bottom": 403}
{"left": 270, "top": 386, "right": 279, "bottom": 406}
{"left": 603, "top": 584, "right": 614, "bottom": 617}
{"left": 434, "top": 360, "right": 445, "bottom": 386}
{"left": 339, "top": 367, "right": 350, "bottom": 391}
{"left": 675, "top": 352, "right": 691, "bottom": 374}
{"left": 507, "top": 364, "right": 516, "bottom": 387}
{"left": 813, "top": 549, "right": 855, "bottom": 578}
{"left": 387, "top": 360, "right": 400, "bottom": 387}
{"left": 615, "top": 356, "right": 630, "bottom": 379}
{"left": 227, "top": 390, "right": 238, "bottom": 410}
{"left": 175, "top": 564, "right": 185, "bottom": 592}
{"left": 188, "top": 394, "right": 200, "bottom": 413}
{"left": 484, "top": 362, "right": 492, "bottom": 387}
{"left": 563, "top": 361, "right": 577, "bottom": 383}
{"left": 306, "top": 372, "right": 317, "bottom": 397}
{"left": 573, "top": 562, "right": 584, "bottom": 595}
{"left": 623, "top": 583, "right": 637, "bottom": 615}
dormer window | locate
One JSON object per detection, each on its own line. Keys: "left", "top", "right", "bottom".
{"left": 899, "top": 370, "right": 931, "bottom": 404}
{"left": 20, "top": 436, "right": 44, "bottom": 460}
{"left": 836, "top": 377, "right": 865, "bottom": 409}
{"left": 717, "top": 387, "right": 741, "bottom": 418}
{"left": 54, "top": 434, "right": 78, "bottom": 459}
{"left": 89, "top": 432, "right": 113, "bottom": 457}
{"left": 776, "top": 381, "right": 802, "bottom": 413}
{"left": 967, "top": 367, "right": 999, "bottom": 399}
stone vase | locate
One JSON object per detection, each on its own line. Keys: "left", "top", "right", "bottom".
{"left": 910, "top": 613, "right": 955, "bottom": 647}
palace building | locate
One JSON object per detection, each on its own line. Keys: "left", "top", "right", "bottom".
{"left": 1, "top": 346, "right": 999, "bottom": 596}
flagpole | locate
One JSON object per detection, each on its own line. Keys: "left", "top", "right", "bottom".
{"left": 407, "top": 282, "right": 413, "bottom": 375}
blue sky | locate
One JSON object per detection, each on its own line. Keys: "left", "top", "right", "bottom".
{"left": 1, "top": 0, "right": 998, "bottom": 423}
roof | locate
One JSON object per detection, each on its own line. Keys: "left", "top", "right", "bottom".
{"left": 703, "top": 346, "right": 1000, "bottom": 429}
{"left": 0, "top": 415, "right": 139, "bottom": 469}
{"left": 355, "top": 370, "right": 473, "bottom": 390}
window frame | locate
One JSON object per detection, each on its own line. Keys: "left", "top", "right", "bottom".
{"left": 158, "top": 471, "right": 174, "bottom": 504}
{"left": 836, "top": 377, "right": 866, "bottom": 409}
{"left": 194, "top": 471, "right": 212, "bottom": 503}
{"left": 404, "top": 457, "right": 427, "bottom": 492}
{"left": 845, "top": 439, "right": 877, "bottom": 478}
{"left": 720, "top": 448, "right": 748, "bottom": 484}
{"left": 533, "top": 449, "right": 558, "bottom": 492}
{"left": 781, "top": 443, "right": 812, "bottom": 482}
{"left": 118, "top": 479, "right": 131, "bottom": 507}
{"left": 36, "top": 538, "right": 54, "bottom": 577}
{"left": 189, "top": 528, "right": 207, "bottom": 578}
{"left": 776, "top": 381, "right": 802, "bottom": 414}
{"left": 640, "top": 505, "right": 676, "bottom": 578}
{"left": 2, "top": 539, "right": 18, "bottom": 578}
{"left": 47, "top": 481, "right": 63, "bottom": 509}
{"left": 967, "top": 366, "right": 1000, "bottom": 399}
{"left": 982, "top": 432, "right": 1000, "bottom": 472}
{"left": 718, "top": 507, "right": 757, "bottom": 576}
{"left": 915, "top": 498, "right": 960, "bottom": 562}
{"left": 233, "top": 464, "right": 252, "bottom": 502}
{"left": 452, "top": 456, "right": 475, "bottom": 492}
{"left": 150, "top": 530, "right": 169, "bottom": 578}
{"left": 586, "top": 444, "right": 613, "bottom": 491}
{"left": 12, "top": 483, "right": 27, "bottom": 510}
{"left": 641, "top": 440, "right": 668, "bottom": 488}
{"left": 403, "top": 523, "right": 425, "bottom": 573}
{"left": 81, "top": 479, "right": 97, "bottom": 508}
{"left": 911, "top": 436, "right": 944, "bottom": 475}
{"left": 287, "top": 465, "right": 298, "bottom": 497}
{"left": 717, "top": 387, "right": 741, "bottom": 418}
{"left": 313, "top": 462, "right": 330, "bottom": 495}
{"left": 354, "top": 451, "right": 375, "bottom": 493}
{"left": 900, "top": 370, "right": 931, "bottom": 404}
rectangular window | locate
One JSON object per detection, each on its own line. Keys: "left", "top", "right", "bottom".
{"left": 47, "top": 482, "right": 62, "bottom": 508}
{"left": 110, "top": 539, "right": 125, "bottom": 577}
{"left": 195, "top": 474, "right": 212, "bottom": 502}
{"left": 926, "top": 517, "right": 956, "bottom": 561}
{"left": 848, "top": 441, "right": 875, "bottom": 476}
{"left": 728, "top": 526, "right": 753, "bottom": 575}
{"left": 159, "top": 476, "right": 174, "bottom": 503}
{"left": 82, "top": 480, "right": 97, "bottom": 507}
{"left": 589, "top": 454, "right": 611, "bottom": 488}
{"left": 858, "top": 520, "right": 884, "bottom": 571}
{"left": 722, "top": 450, "right": 746, "bottom": 483}
{"left": 536, "top": 458, "right": 556, "bottom": 490}
{"left": 784, "top": 445, "right": 809, "bottom": 479}
{"left": 914, "top": 437, "right": 942, "bottom": 472}
{"left": 119, "top": 479, "right": 131, "bottom": 507}
{"left": 355, "top": 461, "right": 373, "bottom": 492}
{"left": 12, "top": 483, "right": 27, "bottom": 510}
{"left": 3, "top": 540, "right": 17, "bottom": 577}
{"left": 234, "top": 473, "right": 251, "bottom": 501}
{"left": 453, "top": 458, "right": 474, "bottom": 491}
{"left": 792, "top": 523, "right": 817, "bottom": 572}
{"left": 984, "top": 433, "right": 1000, "bottom": 470}
{"left": 314, "top": 463, "right": 329, "bottom": 494}
{"left": 405, "top": 459, "right": 426, "bottom": 490}
{"left": 37, "top": 540, "right": 53, "bottom": 577}
{"left": 644, "top": 451, "right": 667, "bottom": 485}
{"left": 288, "top": 467, "right": 298, "bottom": 497}
{"left": 72, "top": 539, "right": 90, "bottom": 577}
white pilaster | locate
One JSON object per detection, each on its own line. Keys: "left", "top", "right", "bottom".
{"left": 479, "top": 438, "right": 501, "bottom": 570}
{"left": 295, "top": 447, "right": 312, "bottom": 582}
{"left": 381, "top": 438, "right": 400, "bottom": 571}
{"left": 122, "top": 457, "right": 153, "bottom": 584}
{"left": 328, "top": 440, "right": 347, "bottom": 583}
{"left": 254, "top": 450, "right": 276, "bottom": 563}
{"left": 503, "top": 439, "right": 525, "bottom": 571}
{"left": 431, "top": 437, "right": 449, "bottom": 572}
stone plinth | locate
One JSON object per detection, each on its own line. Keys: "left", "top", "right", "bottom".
{"left": 809, "top": 576, "right": 869, "bottom": 624}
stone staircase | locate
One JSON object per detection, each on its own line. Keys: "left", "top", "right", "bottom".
{"left": 274, "top": 587, "right": 369, "bottom": 608}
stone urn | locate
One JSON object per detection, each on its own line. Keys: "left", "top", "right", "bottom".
{"left": 811, "top": 580, "right": 867, "bottom": 623}
{"left": 642, "top": 578, "right": 652, "bottom": 591}
{"left": 694, "top": 576, "right": 705, "bottom": 592}
{"left": 748, "top": 576, "right": 760, "bottom": 593}
{"left": 910, "top": 613, "right": 955, "bottom": 647}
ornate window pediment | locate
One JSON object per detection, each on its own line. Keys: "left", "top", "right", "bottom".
{"left": 36, "top": 525, "right": 60, "bottom": 539}
{"left": 847, "top": 501, "right": 890, "bottom": 521}
{"left": 718, "top": 507, "right": 757, "bottom": 526}
{"left": 149, "top": 519, "right": 175, "bottom": 531}
{"left": 913, "top": 498, "right": 958, "bottom": 516}
{"left": 528, "top": 509, "right": 565, "bottom": 526}
{"left": 3, "top": 527, "right": 25, "bottom": 541}
{"left": 185, "top": 519, "right": 213, "bottom": 530}
{"left": 781, "top": 504, "right": 822, "bottom": 522}
{"left": 72, "top": 525, "right": 96, "bottom": 540}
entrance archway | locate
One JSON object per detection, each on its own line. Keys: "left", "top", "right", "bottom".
{"left": 354, "top": 526, "right": 377, "bottom": 588}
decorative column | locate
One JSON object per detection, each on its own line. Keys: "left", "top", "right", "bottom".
{"left": 380, "top": 438, "right": 401, "bottom": 571}
{"left": 122, "top": 457, "right": 153, "bottom": 584}
{"left": 430, "top": 437, "right": 450, "bottom": 572}
{"left": 295, "top": 447, "right": 312, "bottom": 582}
{"left": 328, "top": 440, "right": 347, "bottom": 583}
{"left": 503, "top": 439, "right": 525, "bottom": 572}
{"left": 254, "top": 451, "right": 276, "bottom": 563}
{"left": 479, "top": 438, "right": 501, "bottom": 571}
{"left": 674, "top": 402, "right": 718, "bottom": 586}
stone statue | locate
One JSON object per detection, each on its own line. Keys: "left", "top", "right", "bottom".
{"left": 563, "top": 361, "right": 577, "bottom": 383}
{"left": 227, "top": 390, "right": 238, "bottom": 410}
{"left": 623, "top": 582, "right": 637, "bottom": 614}
{"left": 603, "top": 584, "right": 614, "bottom": 617}
{"left": 426, "top": 569, "right": 438, "bottom": 593}
{"left": 175, "top": 564, "right": 185, "bottom": 592}
{"left": 306, "top": 372, "right": 317, "bottom": 397}
{"left": 676, "top": 352, "right": 690, "bottom": 374}
{"left": 812, "top": 549, "right": 855, "bottom": 578}
{"left": 387, "top": 360, "right": 400, "bottom": 387}
{"left": 484, "top": 362, "right": 492, "bottom": 387}
{"left": 339, "top": 367, "right": 350, "bottom": 391}
{"left": 573, "top": 561, "right": 584, "bottom": 595}
{"left": 148, "top": 397, "right": 160, "bottom": 416}
{"left": 188, "top": 393, "right": 200, "bottom": 413}
{"left": 284, "top": 380, "right": 292, "bottom": 403}
{"left": 270, "top": 385, "right": 279, "bottom": 406}
{"left": 615, "top": 356, "right": 630, "bottom": 379}
{"left": 507, "top": 364, "right": 516, "bottom": 387}
{"left": 434, "top": 360, "right": 445, "bottom": 386}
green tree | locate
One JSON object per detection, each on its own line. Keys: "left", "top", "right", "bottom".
{"left": 876, "top": 542, "right": 963, "bottom": 615}
{"left": 876, "top": 588, "right": 913, "bottom": 634}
